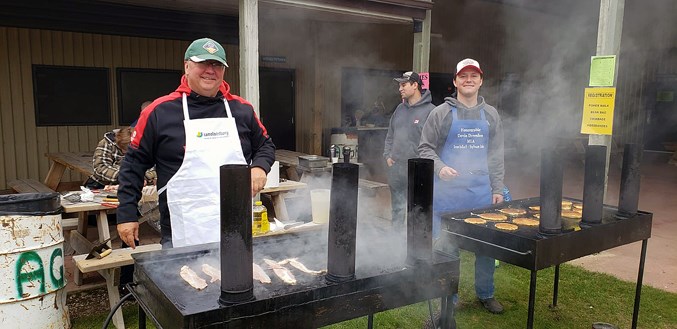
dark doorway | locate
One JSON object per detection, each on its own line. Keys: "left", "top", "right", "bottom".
{"left": 644, "top": 74, "right": 677, "bottom": 151}
{"left": 259, "top": 68, "right": 295, "bottom": 151}
{"left": 428, "top": 72, "right": 455, "bottom": 106}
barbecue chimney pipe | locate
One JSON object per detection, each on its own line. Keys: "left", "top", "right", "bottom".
{"left": 539, "top": 144, "right": 563, "bottom": 235}
{"left": 581, "top": 145, "right": 607, "bottom": 227}
{"left": 406, "top": 158, "right": 433, "bottom": 266}
{"left": 219, "top": 164, "right": 254, "bottom": 305}
{"left": 326, "top": 162, "right": 359, "bottom": 283}
{"left": 616, "top": 143, "right": 643, "bottom": 219}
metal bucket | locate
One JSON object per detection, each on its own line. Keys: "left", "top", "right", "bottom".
{"left": 0, "top": 193, "right": 70, "bottom": 329}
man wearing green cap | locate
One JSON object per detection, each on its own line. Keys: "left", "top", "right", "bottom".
{"left": 116, "top": 38, "right": 276, "bottom": 249}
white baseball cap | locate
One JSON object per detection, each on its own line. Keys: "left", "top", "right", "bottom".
{"left": 455, "top": 58, "right": 483, "bottom": 76}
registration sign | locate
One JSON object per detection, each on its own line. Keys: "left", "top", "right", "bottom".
{"left": 580, "top": 87, "right": 616, "bottom": 135}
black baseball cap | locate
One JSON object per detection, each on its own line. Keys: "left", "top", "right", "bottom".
{"left": 394, "top": 71, "right": 422, "bottom": 84}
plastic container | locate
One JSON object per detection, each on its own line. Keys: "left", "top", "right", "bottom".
{"left": 253, "top": 201, "right": 269, "bottom": 235}
{"left": 0, "top": 193, "right": 70, "bottom": 328}
{"left": 310, "top": 189, "right": 330, "bottom": 224}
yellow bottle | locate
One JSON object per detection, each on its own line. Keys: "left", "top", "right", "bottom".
{"left": 253, "top": 201, "right": 269, "bottom": 236}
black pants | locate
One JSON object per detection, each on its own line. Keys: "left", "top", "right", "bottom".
{"left": 119, "top": 240, "right": 139, "bottom": 289}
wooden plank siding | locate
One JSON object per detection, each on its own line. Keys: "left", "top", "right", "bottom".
{"left": 0, "top": 27, "right": 201, "bottom": 189}
{"left": 3, "top": 1, "right": 672, "bottom": 189}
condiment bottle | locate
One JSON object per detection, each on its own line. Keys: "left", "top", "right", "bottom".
{"left": 253, "top": 201, "right": 269, "bottom": 235}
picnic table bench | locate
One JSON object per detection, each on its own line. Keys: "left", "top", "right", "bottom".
{"left": 8, "top": 178, "right": 55, "bottom": 193}
{"left": 73, "top": 244, "right": 162, "bottom": 329}
{"left": 44, "top": 152, "right": 94, "bottom": 191}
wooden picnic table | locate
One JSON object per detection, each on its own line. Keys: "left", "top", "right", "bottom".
{"left": 61, "top": 192, "right": 117, "bottom": 286}
{"left": 260, "top": 180, "right": 306, "bottom": 220}
{"left": 275, "top": 149, "right": 332, "bottom": 181}
{"left": 44, "top": 152, "right": 94, "bottom": 191}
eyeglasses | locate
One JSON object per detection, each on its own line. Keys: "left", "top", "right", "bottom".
{"left": 192, "top": 60, "right": 226, "bottom": 69}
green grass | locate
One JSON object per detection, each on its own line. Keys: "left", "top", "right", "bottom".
{"left": 72, "top": 252, "right": 677, "bottom": 329}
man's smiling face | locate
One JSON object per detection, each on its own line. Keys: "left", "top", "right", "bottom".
{"left": 184, "top": 60, "right": 226, "bottom": 97}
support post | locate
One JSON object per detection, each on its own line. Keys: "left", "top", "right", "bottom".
{"left": 588, "top": 0, "right": 625, "bottom": 198}
{"left": 239, "top": 0, "right": 260, "bottom": 116}
{"left": 412, "top": 9, "right": 431, "bottom": 73}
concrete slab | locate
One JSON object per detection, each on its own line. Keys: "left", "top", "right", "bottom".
{"left": 506, "top": 151, "right": 677, "bottom": 293}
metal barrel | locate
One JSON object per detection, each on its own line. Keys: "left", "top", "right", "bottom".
{"left": 406, "top": 158, "right": 434, "bottom": 266}
{"left": 326, "top": 162, "right": 359, "bottom": 283}
{"left": 0, "top": 193, "right": 70, "bottom": 328}
{"left": 581, "top": 145, "right": 607, "bottom": 226}
{"left": 539, "top": 144, "right": 563, "bottom": 235}
{"left": 616, "top": 143, "right": 643, "bottom": 219}
{"left": 219, "top": 164, "right": 254, "bottom": 305}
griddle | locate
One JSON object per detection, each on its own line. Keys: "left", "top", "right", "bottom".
{"left": 130, "top": 228, "right": 459, "bottom": 329}
{"left": 440, "top": 197, "right": 652, "bottom": 329}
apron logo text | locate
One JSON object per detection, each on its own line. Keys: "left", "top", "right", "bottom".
{"left": 197, "top": 131, "right": 229, "bottom": 139}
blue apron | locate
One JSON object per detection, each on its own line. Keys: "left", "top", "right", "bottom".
{"left": 433, "top": 107, "right": 492, "bottom": 237}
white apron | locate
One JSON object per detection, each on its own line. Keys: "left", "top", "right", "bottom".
{"left": 161, "top": 93, "right": 247, "bottom": 247}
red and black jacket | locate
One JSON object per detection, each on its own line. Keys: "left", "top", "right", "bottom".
{"left": 117, "top": 76, "right": 275, "bottom": 230}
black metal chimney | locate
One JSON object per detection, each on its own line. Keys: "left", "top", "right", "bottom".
{"left": 581, "top": 145, "right": 607, "bottom": 227}
{"left": 219, "top": 164, "right": 254, "bottom": 305}
{"left": 539, "top": 144, "right": 563, "bottom": 235}
{"left": 616, "top": 143, "right": 643, "bottom": 219}
{"left": 326, "top": 162, "right": 359, "bottom": 283}
{"left": 406, "top": 158, "right": 433, "bottom": 266}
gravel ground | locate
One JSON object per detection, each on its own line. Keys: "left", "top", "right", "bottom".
{"left": 67, "top": 287, "right": 136, "bottom": 320}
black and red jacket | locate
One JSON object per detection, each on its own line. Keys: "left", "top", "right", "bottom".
{"left": 117, "top": 76, "right": 275, "bottom": 231}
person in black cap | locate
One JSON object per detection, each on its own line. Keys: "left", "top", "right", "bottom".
{"left": 116, "top": 37, "right": 275, "bottom": 249}
{"left": 383, "top": 71, "right": 435, "bottom": 227}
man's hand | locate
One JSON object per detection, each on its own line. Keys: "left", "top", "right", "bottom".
{"left": 492, "top": 193, "right": 504, "bottom": 204}
{"left": 386, "top": 158, "right": 395, "bottom": 167}
{"left": 438, "top": 166, "right": 459, "bottom": 181}
{"left": 251, "top": 167, "right": 267, "bottom": 196}
{"left": 117, "top": 222, "right": 139, "bottom": 249}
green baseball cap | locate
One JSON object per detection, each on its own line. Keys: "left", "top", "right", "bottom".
{"left": 184, "top": 38, "right": 228, "bottom": 67}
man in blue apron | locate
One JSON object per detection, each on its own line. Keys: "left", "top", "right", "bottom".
{"left": 116, "top": 38, "right": 275, "bottom": 249}
{"left": 419, "top": 58, "right": 506, "bottom": 314}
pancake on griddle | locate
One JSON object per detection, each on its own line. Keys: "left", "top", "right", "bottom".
{"left": 494, "top": 223, "right": 518, "bottom": 231}
{"left": 562, "top": 200, "right": 573, "bottom": 210}
{"left": 512, "top": 217, "right": 539, "bottom": 226}
{"left": 476, "top": 213, "right": 508, "bottom": 221}
{"left": 528, "top": 205, "right": 540, "bottom": 212}
{"left": 561, "top": 210, "right": 582, "bottom": 219}
{"left": 499, "top": 208, "right": 527, "bottom": 216}
{"left": 464, "top": 217, "right": 487, "bottom": 225}
{"left": 573, "top": 203, "right": 583, "bottom": 210}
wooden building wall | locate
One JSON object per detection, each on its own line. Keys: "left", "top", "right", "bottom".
{"left": 1, "top": 1, "right": 673, "bottom": 189}
{"left": 0, "top": 27, "right": 241, "bottom": 189}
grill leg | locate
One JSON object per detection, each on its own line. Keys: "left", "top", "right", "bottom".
{"left": 138, "top": 304, "right": 146, "bottom": 329}
{"left": 367, "top": 314, "right": 374, "bottom": 329}
{"left": 439, "top": 295, "right": 456, "bottom": 329}
{"left": 551, "top": 264, "right": 560, "bottom": 308}
{"left": 632, "top": 239, "right": 648, "bottom": 329}
{"left": 527, "top": 270, "right": 537, "bottom": 329}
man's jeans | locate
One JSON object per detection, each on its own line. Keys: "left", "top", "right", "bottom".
{"left": 387, "top": 162, "right": 407, "bottom": 227}
{"left": 434, "top": 235, "right": 496, "bottom": 300}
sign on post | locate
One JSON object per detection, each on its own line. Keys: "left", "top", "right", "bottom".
{"left": 581, "top": 87, "right": 616, "bottom": 135}
{"left": 589, "top": 55, "right": 616, "bottom": 87}
{"left": 419, "top": 72, "right": 429, "bottom": 90}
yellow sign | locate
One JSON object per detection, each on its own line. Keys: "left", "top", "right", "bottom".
{"left": 581, "top": 88, "right": 616, "bottom": 135}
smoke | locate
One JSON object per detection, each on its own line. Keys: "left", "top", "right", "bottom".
{"left": 494, "top": 1, "right": 599, "bottom": 161}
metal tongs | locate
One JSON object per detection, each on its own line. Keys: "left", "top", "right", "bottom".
{"left": 85, "top": 238, "right": 113, "bottom": 260}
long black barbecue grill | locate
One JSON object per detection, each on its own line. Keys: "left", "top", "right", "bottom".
{"left": 130, "top": 159, "right": 461, "bottom": 328}
{"left": 440, "top": 143, "right": 651, "bottom": 329}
